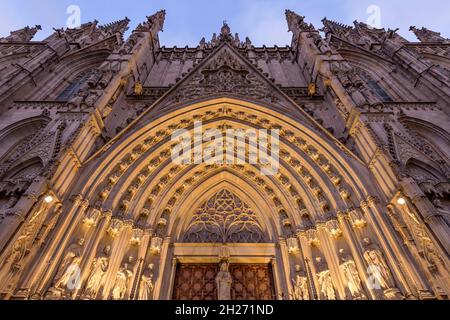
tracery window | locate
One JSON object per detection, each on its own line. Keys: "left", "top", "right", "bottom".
{"left": 56, "top": 69, "right": 94, "bottom": 101}
{"left": 359, "top": 71, "right": 393, "bottom": 102}
{"left": 183, "top": 189, "right": 266, "bottom": 243}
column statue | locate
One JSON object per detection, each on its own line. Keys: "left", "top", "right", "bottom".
{"left": 53, "top": 238, "right": 85, "bottom": 291}
{"left": 317, "top": 270, "right": 336, "bottom": 300}
{"left": 138, "top": 264, "right": 155, "bottom": 300}
{"left": 292, "top": 265, "right": 310, "bottom": 300}
{"left": 82, "top": 245, "right": 111, "bottom": 299}
{"left": 362, "top": 238, "right": 396, "bottom": 290}
{"left": 339, "top": 250, "right": 366, "bottom": 300}
{"left": 111, "top": 256, "right": 134, "bottom": 300}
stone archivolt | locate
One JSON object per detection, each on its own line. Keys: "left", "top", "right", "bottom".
{"left": 0, "top": 10, "right": 449, "bottom": 301}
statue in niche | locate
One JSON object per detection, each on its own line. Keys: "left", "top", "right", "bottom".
{"left": 339, "top": 249, "right": 366, "bottom": 300}
{"left": 292, "top": 265, "right": 310, "bottom": 300}
{"left": 138, "top": 264, "right": 155, "bottom": 300}
{"left": 0, "top": 235, "right": 28, "bottom": 292}
{"left": 216, "top": 260, "right": 233, "bottom": 300}
{"left": 317, "top": 270, "right": 336, "bottom": 300}
{"left": 53, "top": 238, "right": 85, "bottom": 290}
{"left": 362, "top": 238, "right": 396, "bottom": 290}
{"left": 111, "top": 256, "right": 134, "bottom": 300}
{"left": 82, "top": 245, "right": 111, "bottom": 299}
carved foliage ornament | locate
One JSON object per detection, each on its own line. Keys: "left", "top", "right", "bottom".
{"left": 183, "top": 189, "right": 266, "bottom": 243}
{"left": 166, "top": 48, "right": 280, "bottom": 105}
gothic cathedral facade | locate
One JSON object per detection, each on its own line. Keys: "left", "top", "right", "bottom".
{"left": 0, "top": 10, "right": 449, "bottom": 300}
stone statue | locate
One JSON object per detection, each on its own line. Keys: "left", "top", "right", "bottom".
{"left": 138, "top": 264, "right": 155, "bottom": 300}
{"left": 0, "top": 235, "right": 28, "bottom": 292}
{"left": 292, "top": 266, "right": 309, "bottom": 300}
{"left": 53, "top": 238, "right": 85, "bottom": 290}
{"left": 111, "top": 256, "right": 134, "bottom": 300}
{"left": 317, "top": 270, "right": 336, "bottom": 300}
{"left": 363, "top": 238, "right": 395, "bottom": 290}
{"left": 340, "top": 258, "right": 366, "bottom": 300}
{"left": 82, "top": 245, "right": 111, "bottom": 299}
{"left": 216, "top": 260, "right": 233, "bottom": 300}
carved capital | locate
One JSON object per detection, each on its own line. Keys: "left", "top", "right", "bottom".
{"left": 107, "top": 218, "right": 123, "bottom": 237}
{"left": 72, "top": 194, "right": 83, "bottom": 207}
{"left": 79, "top": 200, "right": 89, "bottom": 211}
{"left": 83, "top": 208, "right": 102, "bottom": 227}
{"left": 325, "top": 219, "right": 343, "bottom": 239}
{"left": 360, "top": 200, "right": 369, "bottom": 211}
{"left": 367, "top": 196, "right": 380, "bottom": 207}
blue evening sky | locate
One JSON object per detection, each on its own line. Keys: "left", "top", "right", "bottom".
{"left": 1, "top": 0, "right": 449, "bottom": 46}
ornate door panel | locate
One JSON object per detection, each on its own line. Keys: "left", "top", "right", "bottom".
{"left": 173, "top": 263, "right": 275, "bottom": 300}
{"left": 230, "top": 264, "right": 276, "bottom": 300}
{"left": 173, "top": 264, "right": 219, "bottom": 300}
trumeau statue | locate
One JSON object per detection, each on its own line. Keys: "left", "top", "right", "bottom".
{"left": 317, "top": 270, "right": 336, "bottom": 300}
{"left": 82, "top": 245, "right": 111, "bottom": 299}
{"left": 138, "top": 264, "right": 155, "bottom": 300}
{"left": 216, "top": 260, "right": 233, "bottom": 300}
{"left": 292, "top": 265, "right": 310, "bottom": 300}
{"left": 53, "top": 238, "right": 85, "bottom": 291}
{"left": 111, "top": 256, "right": 134, "bottom": 300}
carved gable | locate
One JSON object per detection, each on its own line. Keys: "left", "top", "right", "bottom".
{"left": 158, "top": 44, "right": 288, "bottom": 108}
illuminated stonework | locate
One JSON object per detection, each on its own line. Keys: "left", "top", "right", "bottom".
{"left": 0, "top": 10, "right": 449, "bottom": 300}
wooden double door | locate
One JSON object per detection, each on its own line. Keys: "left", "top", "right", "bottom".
{"left": 173, "top": 263, "right": 276, "bottom": 300}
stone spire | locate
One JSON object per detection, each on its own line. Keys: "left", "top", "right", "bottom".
{"left": 201, "top": 21, "right": 248, "bottom": 48}
{"left": 285, "top": 10, "right": 316, "bottom": 33}
{"left": 321, "top": 18, "right": 352, "bottom": 37}
{"left": 410, "top": 26, "right": 449, "bottom": 43}
{"left": 146, "top": 10, "right": 166, "bottom": 33}
{"left": 100, "top": 17, "right": 131, "bottom": 36}
{"left": 0, "top": 25, "right": 42, "bottom": 42}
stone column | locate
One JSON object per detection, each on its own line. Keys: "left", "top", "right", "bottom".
{"left": 271, "top": 257, "right": 284, "bottom": 300}
{"left": 337, "top": 211, "right": 376, "bottom": 300}
{"left": 316, "top": 221, "right": 347, "bottom": 299}
{"left": 30, "top": 196, "right": 89, "bottom": 299}
{"left": 297, "top": 230, "right": 320, "bottom": 300}
{"left": 0, "top": 177, "right": 47, "bottom": 252}
{"left": 401, "top": 178, "right": 450, "bottom": 256}
{"left": 100, "top": 219, "right": 132, "bottom": 299}
{"left": 166, "top": 257, "right": 178, "bottom": 300}
{"left": 72, "top": 209, "right": 112, "bottom": 299}
{"left": 386, "top": 204, "right": 435, "bottom": 299}
{"left": 278, "top": 237, "right": 294, "bottom": 299}
{"left": 360, "top": 198, "right": 412, "bottom": 298}
{"left": 155, "top": 237, "right": 172, "bottom": 300}
{"left": 129, "top": 229, "right": 151, "bottom": 300}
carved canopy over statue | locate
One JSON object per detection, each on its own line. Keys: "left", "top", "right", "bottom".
{"left": 183, "top": 189, "right": 267, "bottom": 243}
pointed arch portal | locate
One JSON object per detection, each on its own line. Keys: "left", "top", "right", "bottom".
{"left": 61, "top": 97, "right": 393, "bottom": 300}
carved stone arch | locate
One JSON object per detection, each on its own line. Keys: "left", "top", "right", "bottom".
{"left": 170, "top": 177, "right": 278, "bottom": 243}
{"left": 145, "top": 166, "right": 301, "bottom": 237}
{"left": 401, "top": 116, "right": 450, "bottom": 161}
{"left": 405, "top": 158, "right": 448, "bottom": 197}
{"left": 73, "top": 99, "right": 374, "bottom": 222}
{"left": 102, "top": 117, "right": 346, "bottom": 222}
{"left": 3, "top": 157, "right": 43, "bottom": 179}
{"left": 0, "top": 158, "right": 43, "bottom": 204}
{"left": 0, "top": 115, "right": 50, "bottom": 161}
{"left": 340, "top": 50, "right": 420, "bottom": 101}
